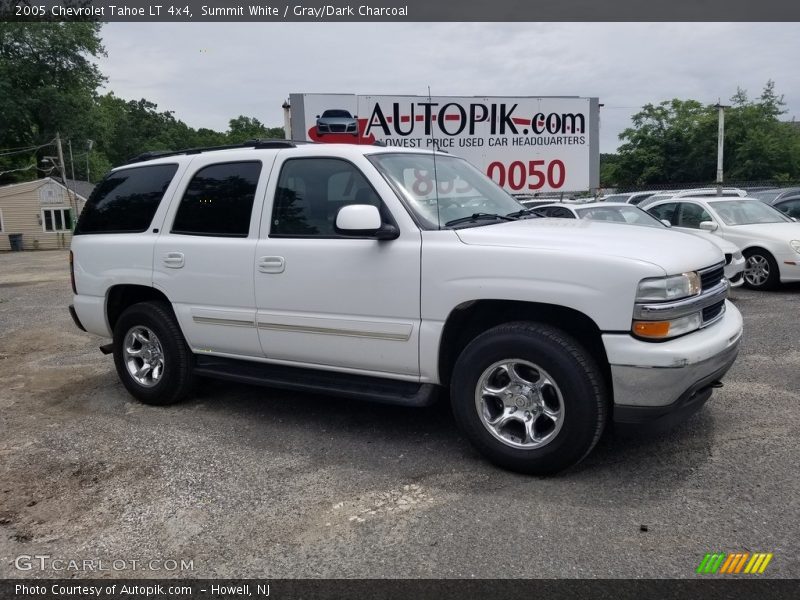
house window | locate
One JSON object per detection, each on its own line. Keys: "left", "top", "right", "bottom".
{"left": 42, "top": 208, "right": 73, "bottom": 232}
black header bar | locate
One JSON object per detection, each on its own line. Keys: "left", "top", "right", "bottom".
{"left": 2, "top": 0, "right": 800, "bottom": 22}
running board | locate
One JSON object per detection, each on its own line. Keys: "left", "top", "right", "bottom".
{"left": 193, "top": 356, "right": 438, "bottom": 407}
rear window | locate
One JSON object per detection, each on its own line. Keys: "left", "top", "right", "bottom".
{"left": 75, "top": 164, "right": 178, "bottom": 234}
{"left": 171, "top": 161, "right": 261, "bottom": 237}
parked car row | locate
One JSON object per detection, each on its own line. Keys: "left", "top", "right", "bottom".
{"left": 751, "top": 187, "right": 800, "bottom": 219}
{"left": 535, "top": 190, "right": 800, "bottom": 291}
{"left": 532, "top": 202, "right": 746, "bottom": 287}
{"left": 646, "top": 196, "right": 800, "bottom": 290}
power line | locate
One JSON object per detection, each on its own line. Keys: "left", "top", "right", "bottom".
{"left": 0, "top": 163, "right": 38, "bottom": 177}
{"left": 0, "top": 139, "right": 57, "bottom": 157}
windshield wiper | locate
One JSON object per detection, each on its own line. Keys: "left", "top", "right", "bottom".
{"left": 444, "top": 213, "right": 518, "bottom": 227}
{"left": 505, "top": 207, "right": 544, "bottom": 218}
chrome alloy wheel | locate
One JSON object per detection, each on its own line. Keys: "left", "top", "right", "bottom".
{"left": 474, "top": 359, "right": 565, "bottom": 449}
{"left": 744, "top": 254, "right": 770, "bottom": 287}
{"left": 123, "top": 326, "right": 165, "bottom": 387}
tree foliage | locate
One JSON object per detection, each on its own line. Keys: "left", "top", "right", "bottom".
{"left": 0, "top": 23, "right": 284, "bottom": 185}
{"left": 603, "top": 81, "right": 800, "bottom": 187}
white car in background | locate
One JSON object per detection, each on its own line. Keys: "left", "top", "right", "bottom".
{"left": 638, "top": 188, "right": 748, "bottom": 210}
{"left": 645, "top": 197, "right": 800, "bottom": 290}
{"left": 534, "top": 202, "right": 745, "bottom": 286}
{"left": 598, "top": 191, "right": 656, "bottom": 206}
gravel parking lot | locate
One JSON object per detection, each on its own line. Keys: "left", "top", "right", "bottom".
{"left": 0, "top": 250, "right": 798, "bottom": 579}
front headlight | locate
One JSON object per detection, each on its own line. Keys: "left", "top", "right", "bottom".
{"left": 790, "top": 240, "right": 800, "bottom": 254}
{"left": 635, "top": 272, "right": 701, "bottom": 302}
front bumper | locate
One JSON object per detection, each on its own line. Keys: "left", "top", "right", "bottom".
{"left": 603, "top": 300, "right": 743, "bottom": 423}
{"left": 725, "top": 255, "right": 745, "bottom": 287}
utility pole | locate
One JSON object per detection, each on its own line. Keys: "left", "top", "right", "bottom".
{"left": 714, "top": 102, "right": 729, "bottom": 197}
{"left": 86, "top": 139, "right": 94, "bottom": 183}
{"left": 68, "top": 139, "right": 75, "bottom": 181}
{"left": 56, "top": 132, "right": 77, "bottom": 218}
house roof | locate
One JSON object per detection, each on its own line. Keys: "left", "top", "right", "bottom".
{"left": 0, "top": 177, "right": 93, "bottom": 201}
{"left": 63, "top": 178, "right": 95, "bottom": 200}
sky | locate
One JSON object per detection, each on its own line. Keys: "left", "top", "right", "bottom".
{"left": 96, "top": 22, "right": 800, "bottom": 154}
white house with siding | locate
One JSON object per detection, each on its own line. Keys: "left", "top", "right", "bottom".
{"left": 0, "top": 178, "right": 90, "bottom": 251}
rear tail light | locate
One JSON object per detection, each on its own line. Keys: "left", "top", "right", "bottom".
{"left": 69, "top": 250, "right": 77, "bottom": 294}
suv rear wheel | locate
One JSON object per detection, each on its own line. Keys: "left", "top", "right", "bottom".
{"left": 450, "top": 322, "right": 607, "bottom": 475}
{"left": 112, "top": 301, "right": 194, "bottom": 405}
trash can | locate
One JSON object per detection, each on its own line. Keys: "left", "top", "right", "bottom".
{"left": 8, "top": 233, "right": 23, "bottom": 251}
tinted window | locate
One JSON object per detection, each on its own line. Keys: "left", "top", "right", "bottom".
{"left": 542, "top": 207, "right": 574, "bottom": 218}
{"left": 172, "top": 161, "right": 261, "bottom": 237}
{"left": 675, "top": 203, "right": 712, "bottom": 229}
{"left": 271, "top": 158, "right": 385, "bottom": 237}
{"left": 777, "top": 199, "right": 800, "bottom": 219}
{"left": 321, "top": 110, "right": 352, "bottom": 118}
{"left": 75, "top": 164, "right": 178, "bottom": 234}
{"left": 647, "top": 202, "right": 677, "bottom": 224}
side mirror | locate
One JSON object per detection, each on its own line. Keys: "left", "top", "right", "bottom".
{"left": 335, "top": 205, "right": 398, "bottom": 240}
{"left": 660, "top": 219, "right": 671, "bottom": 228}
{"left": 699, "top": 220, "right": 718, "bottom": 232}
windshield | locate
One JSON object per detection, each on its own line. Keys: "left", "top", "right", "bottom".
{"left": 369, "top": 153, "right": 526, "bottom": 228}
{"left": 709, "top": 200, "right": 792, "bottom": 225}
{"left": 321, "top": 110, "right": 352, "bottom": 118}
{"left": 576, "top": 205, "right": 665, "bottom": 228}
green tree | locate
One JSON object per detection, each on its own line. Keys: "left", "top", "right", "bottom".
{"left": 226, "top": 115, "right": 284, "bottom": 143}
{"left": 724, "top": 82, "right": 800, "bottom": 180}
{"left": 606, "top": 82, "right": 800, "bottom": 187}
{"left": 0, "top": 22, "right": 105, "bottom": 183}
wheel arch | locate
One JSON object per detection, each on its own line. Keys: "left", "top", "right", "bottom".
{"left": 106, "top": 284, "right": 172, "bottom": 333}
{"left": 437, "top": 299, "right": 611, "bottom": 393}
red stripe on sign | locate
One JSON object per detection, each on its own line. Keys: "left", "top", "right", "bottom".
{"left": 513, "top": 118, "right": 531, "bottom": 126}
{"left": 444, "top": 115, "right": 460, "bottom": 121}
{"left": 386, "top": 117, "right": 393, "bottom": 123}
{"left": 415, "top": 115, "right": 425, "bottom": 121}
{"left": 400, "top": 116, "right": 411, "bottom": 123}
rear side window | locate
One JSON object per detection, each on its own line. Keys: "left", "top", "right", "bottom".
{"left": 171, "top": 161, "right": 261, "bottom": 237}
{"left": 647, "top": 202, "right": 677, "bottom": 224}
{"left": 75, "top": 164, "right": 178, "bottom": 234}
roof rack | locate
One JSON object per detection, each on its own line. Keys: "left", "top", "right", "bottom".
{"left": 125, "top": 139, "right": 314, "bottom": 164}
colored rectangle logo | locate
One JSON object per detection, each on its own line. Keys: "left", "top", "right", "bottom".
{"left": 697, "top": 552, "right": 773, "bottom": 574}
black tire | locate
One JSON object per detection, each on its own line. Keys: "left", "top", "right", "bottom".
{"left": 743, "top": 248, "right": 779, "bottom": 290}
{"left": 450, "top": 322, "right": 607, "bottom": 475}
{"left": 112, "top": 301, "right": 195, "bottom": 406}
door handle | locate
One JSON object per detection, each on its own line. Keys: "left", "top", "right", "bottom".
{"left": 258, "top": 256, "right": 285, "bottom": 274}
{"left": 163, "top": 252, "right": 185, "bottom": 268}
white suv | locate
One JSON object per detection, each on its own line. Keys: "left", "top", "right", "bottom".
{"left": 69, "top": 141, "right": 743, "bottom": 474}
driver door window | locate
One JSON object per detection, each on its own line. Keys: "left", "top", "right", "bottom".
{"left": 676, "top": 202, "right": 712, "bottom": 229}
{"left": 271, "top": 158, "right": 389, "bottom": 237}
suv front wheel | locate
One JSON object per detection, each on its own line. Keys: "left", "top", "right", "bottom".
{"left": 112, "top": 301, "right": 195, "bottom": 406}
{"left": 450, "top": 322, "right": 607, "bottom": 475}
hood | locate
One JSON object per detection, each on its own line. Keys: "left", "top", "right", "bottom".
{"left": 454, "top": 218, "right": 724, "bottom": 274}
{"left": 726, "top": 222, "right": 800, "bottom": 243}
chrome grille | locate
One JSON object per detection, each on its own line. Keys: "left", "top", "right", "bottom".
{"left": 702, "top": 300, "right": 725, "bottom": 324}
{"left": 699, "top": 263, "right": 725, "bottom": 291}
